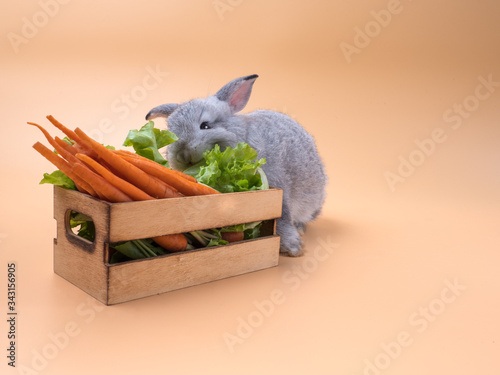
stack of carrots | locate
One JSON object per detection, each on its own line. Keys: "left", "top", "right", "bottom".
{"left": 30, "top": 115, "right": 220, "bottom": 252}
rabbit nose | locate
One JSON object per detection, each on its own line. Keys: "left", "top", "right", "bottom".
{"left": 176, "top": 148, "right": 192, "bottom": 165}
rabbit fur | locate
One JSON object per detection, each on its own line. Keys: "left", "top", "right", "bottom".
{"left": 146, "top": 74, "right": 327, "bottom": 256}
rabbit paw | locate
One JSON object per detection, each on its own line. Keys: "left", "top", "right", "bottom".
{"left": 278, "top": 221, "right": 304, "bottom": 257}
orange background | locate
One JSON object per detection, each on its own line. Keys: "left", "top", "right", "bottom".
{"left": 1, "top": 1, "right": 499, "bottom": 374}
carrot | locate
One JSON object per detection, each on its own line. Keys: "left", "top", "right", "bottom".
{"left": 147, "top": 173, "right": 181, "bottom": 197}
{"left": 70, "top": 163, "right": 133, "bottom": 203}
{"left": 27, "top": 122, "right": 60, "bottom": 149}
{"left": 49, "top": 137, "right": 105, "bottom": 197}
{"left": 54, "top": 136, "right": 77, "bottom": 156}
{"left": 76, "top": 153, "right": 155, "bottom": 201}
{"left": 221, "top": 231, "right": 244, "bottom": 243}
{"left": 28, "top": 122, "right": 81, "bottom": 166}
{"left": 46, "top": 115, "right": 98, "bottom": 158}
{"left": 113, "top": 149, "right": 198, "bottom": 183}
{"left": 117, "top": 154, "right": 220, "bottom": 196}
{"left": 45, "top": 115, "right": 83, "bottom": 144}
{"left": 32, "top": 142, "right": 95, "bottom": 196}
{"left": 74, "top": 127, "right": 181, "bottom": 199}
{"left": 103, "top": 152, "right": 177, "bottom": 193}
{"left": 150, "top": 234, "right": 187, "bottom": 252}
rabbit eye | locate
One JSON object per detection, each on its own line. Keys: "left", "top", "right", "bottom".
{"left": 200, "top": 122, "right": 211, "bottom": 130}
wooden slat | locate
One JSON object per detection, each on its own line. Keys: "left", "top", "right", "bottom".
{"left": 107, "top": 188, "right": 283, "bottom": 242}
{"left": 106, "top": 236, "right": 280, "bottom": 305}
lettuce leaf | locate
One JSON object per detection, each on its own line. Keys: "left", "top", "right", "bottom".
{"left": 184, "top": 143, "right": 268, "bottom": 193}
{"left": 188, "top": 221, "right": 263, "bottom": 248}
{"left": 69, "top": 212, "right": 95, "bottom": 242}
{"left": 111, "top": 239, "right": 165, "bottom": 260}
{"left": 40, "top": 170, "right": 76, "bottom": 190}
{"left": 123, "top": 121, "right": 177, "bottom": 167}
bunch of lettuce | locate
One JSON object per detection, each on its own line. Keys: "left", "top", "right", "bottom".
{"left": 122, "top": 121, "right": 178, "bottom": 167}
{"left": 183, "top": 143, "right": 268, "bottom": 193}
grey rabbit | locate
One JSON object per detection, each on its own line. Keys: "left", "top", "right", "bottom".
{"left": 146, "top": 74, "right": 327, "bottom": 256}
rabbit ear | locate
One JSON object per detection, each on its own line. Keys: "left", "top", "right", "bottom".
{"left": 215, "top": 74, "right": 258, "bottom": 113}
{"left": 145, "top": 103, "right": 179, "bottom": 120}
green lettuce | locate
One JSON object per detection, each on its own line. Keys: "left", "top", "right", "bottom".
{"left": 123, "top": 121, "right": 177, "bottom": 167}
{"left": 69, "top": 212, "right": 95, "bottom": 242}
{"left": 111, "top": 239, "right": 165, "bottom": 262}
{"left": 40, "top": 170, "right": 76, "bottom": 190}
{"left": 183, "top": 143, "right": 268, "bottom": 193}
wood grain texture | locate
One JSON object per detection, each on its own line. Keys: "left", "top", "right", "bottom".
{"left": 107, "top": 188, "right": 283, "bottom": 242}
{"left": 107, "top": 236, "right": 280, "bottom": 305}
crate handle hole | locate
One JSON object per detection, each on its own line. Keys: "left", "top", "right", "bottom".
{"left": 65, "top": 210, "right": 96, "bottom": 245}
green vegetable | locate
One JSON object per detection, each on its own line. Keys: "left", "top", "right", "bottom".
{"left": 40, "top": 170, "right": 76, "bottom": 190}
{"left": 186, "top": 221, "right": 263, "bottom": 248}
{"left": 111, "top": 239, "right": 165, "bottom": 261}
{"left": 61, "top": 137, "right": 75, "bottom": 146}
{"left": 123, "top": 121, "right": 178, "bottom": 167}
{"left": 220, "top": 221, "right": 262, "bottom": 234}
{"left": 188, "top": 230, "right": 229, "bottom": 248}
{"left": 243, "top": 222, "right": 262, "bottom": 240}
{"left": 183, "top": 143, "right": 268, "bottom": 193}
{"left": 69, "top": 211, "right": 95, "bottom": 242}
{"left": 221, "top": 221, "right": 263, "bottom": 241}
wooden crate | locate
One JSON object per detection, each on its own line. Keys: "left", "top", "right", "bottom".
{"left": 53, "top": 185, "right": 283, "bottom": 305}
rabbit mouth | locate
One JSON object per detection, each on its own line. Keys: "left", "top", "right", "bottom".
{"left": 169, "top": 157, "right": 201, "bottom": 172}
{"left": 167, "top": 148, "right": 203, "bottom": 172}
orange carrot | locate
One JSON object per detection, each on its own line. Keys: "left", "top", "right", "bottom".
{"left": 46, "top": 115, "right": 98, "bottom": 158}
{"left": 148, "top": 174, "right": 181, "bottom": 197}
{"left": 113, "top": 149, "right": 198, "bottom": 183}
{"left": 70, "top": 163, "right": 132, "bottom": 203}
{"left": 29, "top": 122, "right": 80, "bottom": 166}
{"left": 53, "top": 136, "right": 101, "bottom": 181}
{"left": 32, "top": 142, "right": 95, "bottom": 196}
{"left": 221, "top": 231, "right": 244, "bottom": 243}
{"left": 117, "top": 154, "right": 220, "bottom": 196}
{"left": 76, "top": 153, "right": 155, "bottom": 201}
{"left": 54, "top": 136, "right": 77, "bottom": 156}
{"left": 150, "top": 234, "right": 187, "bottom": 252}
{"left": 45, "top": 115, "right": 83, "bottom": 144}
{"left": 49, "top": 137, "right": 104, "bottom": 198}
{"left": 74, "top": 127, "right": 181, "bottom": 199}
{"left": 27, "top": 122, "right": 60, "bottom": 148}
